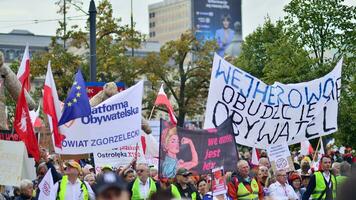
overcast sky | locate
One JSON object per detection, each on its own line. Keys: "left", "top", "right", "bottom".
{"left": 0, "top": 0, "right": 354, "bottom": 39}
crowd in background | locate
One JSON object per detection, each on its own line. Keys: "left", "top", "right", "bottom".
{"left": 0, "top": 145, "right": 354, "bottom": 200}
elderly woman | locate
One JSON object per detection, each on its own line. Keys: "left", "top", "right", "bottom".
{"left": 15, "top": 179, "right": 33, "bottom": 200}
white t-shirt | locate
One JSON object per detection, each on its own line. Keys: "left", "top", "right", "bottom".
{"left": 50, "top": 178, "right": 95, "bottom": 200}
{"left": 268, "top": 181, "right": 299, "bottom": 200}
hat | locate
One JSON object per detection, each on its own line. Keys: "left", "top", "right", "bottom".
{"left": 84, "top": 164, "right": 94, "bottom": 170}
{"left": 101, "top": 165, "right": 113, "bottom": 171}
{"left": 65, "top": 161, "right": 81, "bottom": 173}
{"left": 176, "top": 168, "right": 192, "bottom": 176}
{"left": 95, "top": 172, "right": 127, "bottom": 195}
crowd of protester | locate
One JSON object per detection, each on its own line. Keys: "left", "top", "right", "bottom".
{"left": 0, "top": 146, "right": 354, "bottom": 200}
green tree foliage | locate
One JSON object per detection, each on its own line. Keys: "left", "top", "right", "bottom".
{"left": 31, "top": 0, "right": 145, "bottom": 99}
{"left": 143, "top": 31, "right": 217, "bottom": 126}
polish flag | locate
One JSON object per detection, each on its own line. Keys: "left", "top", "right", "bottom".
{"left": 17, "top": 43, "right": 31, "bottom": 91}
{"left": 43, "top": 61, "right": 65, "bottom": 148}
{"left": 14, "top": 86, "right": 40, "bottom": 162}
{"left": 300, "top": 140, "right": 314, "bottom": 155}
{"left": 154, "top": 84, "right": 177, "bottom": 125}
{"left": 251, "top": 147, "right": 260, "bottom": 166}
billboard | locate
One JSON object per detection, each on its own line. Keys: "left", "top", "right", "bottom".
{"left": 193, "top": 0, "right": 242, "bottom": 57}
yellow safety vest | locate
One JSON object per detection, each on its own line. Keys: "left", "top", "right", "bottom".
{"left": 237, "top": 178, "right": 259, "bottom": 200}
{"left": 171, "top": 184, "right": 181, "bottom": 199}
{"left": 57, "top": 176, "right": 89, "bottom": 200}
{"left": 311, "top": 171, "right": 337, "bottom": 200}
{"left": 131, "top": 177, "right": 157, "bottom": 200}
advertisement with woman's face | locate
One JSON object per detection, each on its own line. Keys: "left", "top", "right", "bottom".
{"left": 193, "top": 0, "right": 242, "bottom": 57}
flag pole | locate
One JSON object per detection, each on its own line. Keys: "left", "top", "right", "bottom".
{"left": 313, "top": 137, "right": 322, "bottom": 162}
{"left": 148, "top": 105, "right": 155, "bottom": 120}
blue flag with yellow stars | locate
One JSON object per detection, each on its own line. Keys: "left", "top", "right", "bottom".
{"left": 58, "top": 69, "right": 91, "bottom": 126}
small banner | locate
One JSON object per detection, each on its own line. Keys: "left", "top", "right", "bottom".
{"left": 159, "top": 117, "right": 238, "bottom": 178}
{"left": 212, "top": 166, "right": 227, "bottom": 196}
{"left": 267, "top": 143, "right": 295, "bottom": 172}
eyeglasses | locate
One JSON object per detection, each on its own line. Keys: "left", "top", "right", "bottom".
{"left": 277, "top": 174, "right": 287, "bottom": 177}
{"left": 137, "top": 169, "right": 145, "bottom": 173}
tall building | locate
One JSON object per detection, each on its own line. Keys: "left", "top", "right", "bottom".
{"left": 148, "top": 0, "right": 192, "bottom": 44}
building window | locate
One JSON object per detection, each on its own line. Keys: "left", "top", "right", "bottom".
{"left": 149, "top": 12, "right": 155, "bottom": 18}
{"left": 149, "top": 22, "right": 155, "bottom": 28}
{"left": 149, "top": 32, "right": 156, "bottom": 38}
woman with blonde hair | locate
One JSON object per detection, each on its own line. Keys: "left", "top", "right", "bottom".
{"left": 161, "top": 126, "right": 198, "bottom": 178}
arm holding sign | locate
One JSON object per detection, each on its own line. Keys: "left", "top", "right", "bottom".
{"left": 178, "top": 137, "right": 198, "bottom": 170}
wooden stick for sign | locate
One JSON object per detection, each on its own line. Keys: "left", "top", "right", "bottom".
{"left": 148, "top": 105, "right": 156, "bottom": 120}
{"left": 58, "top": 154, "right": 65, "bottom": 174}
{"left": 313, "top": 137, "right": 322, "bottom": 162}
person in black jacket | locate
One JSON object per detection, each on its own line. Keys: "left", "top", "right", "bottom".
{"left": 174, "top": 168, "right": 201, "bottom": 200}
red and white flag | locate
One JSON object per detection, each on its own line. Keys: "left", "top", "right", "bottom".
{"left": 38, "top": 169, "right": 53, "bottom": 200}
{"left": 251, "top": 147, "right": 260, "bottom": 166}
{"left": 14, "top": 86, "right": 40, "bottom": 162}
{"left": 154, "top": 84, "right": 177, "bottom": 125}
{"left": 300, "top": 140, "right": 314, "bottom": 156}
{"left": 17, "top": 43, "right": 31, "bottom": 91}
{"left": 43, "top": 61, "right": 65, "bottom": 148}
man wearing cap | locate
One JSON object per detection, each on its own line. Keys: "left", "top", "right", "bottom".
{"left": 50, "top": 160, "right": 95, "bottom": 200}
{"left": 95, "top": 172, "right": 130, "bottom": 200}
{"left": 102, "top": 165, "right": 113, "bottom": 174}
{"left": 174, "top": 168, "right": 200, "bottom": 200}
{"left": 128, "top": 163, "right": 160, "bottom": 200}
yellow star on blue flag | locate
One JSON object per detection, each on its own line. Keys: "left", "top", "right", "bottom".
{"left": 58, "top": 69, "right": 91, "bottom": 126}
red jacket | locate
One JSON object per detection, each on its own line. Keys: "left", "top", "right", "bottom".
{"left": 227, "top": 175, "right": 264, "bottom": 200}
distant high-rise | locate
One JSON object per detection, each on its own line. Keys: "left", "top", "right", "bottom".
{"left": 148, "top": 0, "right": 192, "bottom": 44}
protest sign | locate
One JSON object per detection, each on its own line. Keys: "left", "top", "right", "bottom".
{"left": 212, "top": 167, "right": 227, "bottom": 196}
{"left": 93, "top": 143, "right": 146, "bottom": 172}
{"left": 267, "top": 144, "right": 294, "bottom": 172}
{"left": 0, "top": 140, "right": 36, "bottom": 186}
{"left": 159, "top": 117, "right": 238, "bottom": 178}
{"left": 55, "top": 81, "right": 143, "bottom": 154}
{"left": 204, "top": 54, "right": 342, "bottom": 149}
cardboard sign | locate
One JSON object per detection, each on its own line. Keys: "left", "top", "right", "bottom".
{"left": 0, "top": 140, "right": 36, "bottom": 186}
{"left": 267, "top": 144, "right": 294, "bottom": 172}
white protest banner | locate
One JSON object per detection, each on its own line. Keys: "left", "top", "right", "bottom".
{"left": 212, "top": 166, "right": 227, "bottom": 196}
{"left": 93, "top": 143, "right": 146, "bottom": 172}
{"left": 0, "top": 140, "right": 25, "bottom": 186}
{"left": 267, "top": 144, "right": 294, "bottom": 172}
{"left": 204, "top": 54, "right": 342, "bottom": 148}
{"left": 38, "top": 170, "right": 53, "bottom": 200}
{"left": 55, "top": 81, "right": 144, "bottom": 154}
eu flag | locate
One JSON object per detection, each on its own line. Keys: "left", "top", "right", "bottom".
{"left": 58, "top": 70, "right": 91, "bottom": 126}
